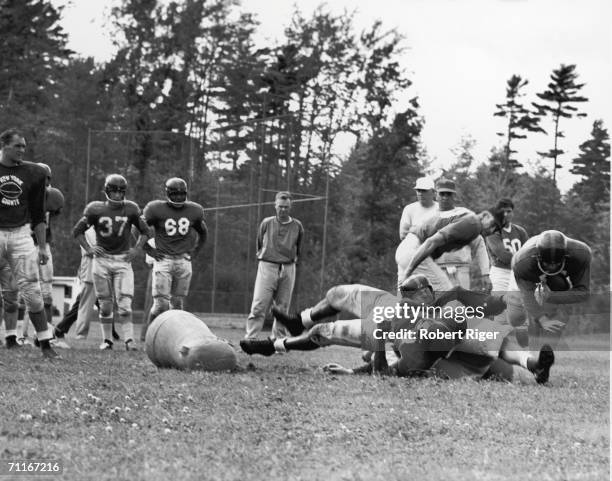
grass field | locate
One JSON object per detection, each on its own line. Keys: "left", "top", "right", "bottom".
{"left": 0, "top": 314, "right": 609, "bottom": 481}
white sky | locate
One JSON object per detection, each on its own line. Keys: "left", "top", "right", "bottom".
{"left": 53, "top": 0, "right": 611, "bottom": 192}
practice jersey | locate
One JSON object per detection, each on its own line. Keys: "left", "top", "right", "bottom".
{"left": 257, "top": 216, "right": 304, "bottom": 264}
{"left": 73, "top": 200, "right": 148, "bottom": 254}
{"left": 0, "top": 161, "right": 46, "bottom": 228}
{"left": 143, "top": 200, "right": 206, "bottom": 256}
{"left": 485, "top": 223, "right": 529, "bottom": 269}
{"left": 511, "top": 235, "right": 591, "bottom": 298}
{"left": 410, "top": 209, "right": 481, "bottom": 260}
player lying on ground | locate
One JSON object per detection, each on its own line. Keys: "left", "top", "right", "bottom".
{"left": 240, "top": 275, "right": 554, "bottom": 384}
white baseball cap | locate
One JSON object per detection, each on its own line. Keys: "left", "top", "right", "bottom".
{"left": 414, "top": 176, "right": 435, "bottom": 190}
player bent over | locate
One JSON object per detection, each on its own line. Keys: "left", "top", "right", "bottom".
{"left": 396, "top": 207, "right": 503, "bottom": 291}
{"left": 505, "top": 229, "right": 591, "bottom": 346}
{"left": 241, "top": 276, "right": 554, "bottom": 384}
{"left": 73, "top": 174, "right": 149, "bottom": 350}
{"left": 142, "top": 178, "right": 207, "bottom": 335}
{"left": 0, "top": 129, "right": 59, "bottom": 358}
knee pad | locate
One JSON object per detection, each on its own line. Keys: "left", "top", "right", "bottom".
{"left": 3, "top": 291, "right": 18, "bottom": 313}
{"left": 98, "top": 299, "right": 114, "bottom": 318}
{"left": 19, "top": 282, "right": 44, "bottom": 313}
{"left": 116, "top": 296, "right": 133, "bottom": 317}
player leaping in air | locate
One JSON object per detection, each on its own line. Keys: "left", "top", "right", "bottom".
{"left": 73, "top": 174, "right": 149, "bottom": 351}
{"left": 141, "top": 177, "right": 208, "bottom": 336}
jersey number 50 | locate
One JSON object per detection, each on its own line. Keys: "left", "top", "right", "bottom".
{"left": 164, "top": 217, "right": 190, "bottom": 236}
{"left": 503, "top": 237, "right": 522, "bottom": 254}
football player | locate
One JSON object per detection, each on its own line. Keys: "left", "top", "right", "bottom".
{"left": 0, "top": 129, "right": 58, "bottom": 358}
{"left": 240, "top": 275, "right": 554, "bottom": 384}
{"left": 396, "top": 206, "right": 503, "bottom": 291}
{"left": 73, "top": 174, "right": 149, "bottom": 350}
{"left": 141, "top": 177, "right": 207, "bottom": 335}
{"left": 19, "top": 163, "right": 67, "bottom": 347}
{"left": 485, "top": 198, "right": 529, "bottom": 292}
{"left": 505, "top": 230, "right": 591, "bottom": 346}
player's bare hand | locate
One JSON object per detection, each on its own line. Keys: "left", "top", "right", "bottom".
{"left": 322, "top": 363, "right": 353, "bottom": 375}
{"left": 38, "top": 248, "right": 49, "bottom": 265}
{"left": 538, "top": 315, "right": 564, "bottom": 333}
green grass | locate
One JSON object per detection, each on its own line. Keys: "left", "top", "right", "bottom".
{"left": 0, "top": 315, "right": 609, "bottom": 481}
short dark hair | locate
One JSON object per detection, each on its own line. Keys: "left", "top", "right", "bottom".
{"left": 275, "top": 191, "right": 292, "bottom": 201}
{"left": 486, "top": 207, "right": 505, "bottom": 232}
{"left": 496, "top": 197, "right": 514, "bottom": 210}
{"left": 0, "top": 128, "right": 24, "bottom": 147}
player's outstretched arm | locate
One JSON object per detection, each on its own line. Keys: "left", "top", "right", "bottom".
{"left": 404, "top": 235, "right": 444, "bottom": 279}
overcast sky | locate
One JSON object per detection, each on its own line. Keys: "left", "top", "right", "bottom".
{"left": 53, "top": 0, "right": 611, "bottom": 192}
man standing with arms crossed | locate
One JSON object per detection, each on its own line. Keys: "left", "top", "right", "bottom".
{"left": 246, "top": 191, "right": 304, "bottom": 340}
{"left": 0, "top": 128, "right": 58, "bottom": 358}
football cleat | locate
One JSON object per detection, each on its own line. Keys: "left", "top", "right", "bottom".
{"left": 5, "top": 335, "right": 22, "bottom": 349}
{"left": 271, "top": 307, "right": 304, "bottom": 336}
{"left": 239, "top": 338, "right": 275, "bottom": 356}
{"left": 51, "top": 338, "right": 71, "bottom": 349}
{"left": 104, "top": 174, "right": 128, "bottom": 206}
{"left": 125, "top": 339, "right": 138, "bottom": 351}
{"left": 165, "top": 177, "right": 188, "bottom": 207}
{"left": 534, "top": 344, "right": 555, "bottom": 384}
{"left": 18, "top": 337, "right": 33, "bottom": 347}
{"left": 99, "top": 340, "right": 113, "bottom": 350}
{"left": 41, "top": 346, "right": 61, "bottom": 360}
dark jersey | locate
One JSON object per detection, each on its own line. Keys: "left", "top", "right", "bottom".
{"left": 0, "top": 161, "right": 46, "bottom": 228}
{"left": 143, "top": 200, "right": 206, "bottom": 256}
{"left": 512, "top": 236, "right": 591, "bottom": 303}
{"left": 33, "top": 186, "right": 64, "bottom": 245}
{"left": 73, "top": 200, "right": 148, "bottom": 254}
{"left": 485, "top": 224, "right": 529, "bottom": 269}
{"left": 411, "top": 210, "right": 481, "bottom": 259}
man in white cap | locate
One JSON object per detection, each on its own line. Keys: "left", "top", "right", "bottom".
{"left": 398, "top": 176, "right": 438, "bottom": 240}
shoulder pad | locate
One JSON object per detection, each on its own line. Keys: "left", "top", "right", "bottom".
{"left": 84, "top": 201, "right": 105, "bottom": 216}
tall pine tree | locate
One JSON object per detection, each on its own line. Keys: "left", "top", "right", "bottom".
{"left": 570, "top": 119, "right": 610, "bottom": 211}
{"left": 533, "top": 64, "right": 588, "bottom": 185}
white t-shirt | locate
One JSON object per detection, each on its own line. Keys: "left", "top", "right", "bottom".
{"left": 399, "top": 201, "right": 439, "bottom": 240}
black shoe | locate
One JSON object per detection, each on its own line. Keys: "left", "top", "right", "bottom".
{"left": 271, "top": 307, "right": 304, "bottom": 336}
{"left": 240, "top": 338, "right": 276, "bottom": 356}
{"left": 40, "top": 340, "right": 61, "bottom": 360}
{"left": 54, "top": 327, "right": 65, "bottom": 339}
{"left": 5, "top": 335, "right": 22, "bottom": 349}
{"left": 534, "top": 344, "right": 555, "bottom": 384}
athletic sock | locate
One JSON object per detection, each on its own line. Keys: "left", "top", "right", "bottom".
{"left": 301, "top": 308, "right": 314, "bottom": 329}
{"left": 273, "top": 338, "right": 287, "bottom": 353}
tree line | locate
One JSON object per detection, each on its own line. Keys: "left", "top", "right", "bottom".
{"left": 0, "top": 0, "right": 608, "bottom": 330}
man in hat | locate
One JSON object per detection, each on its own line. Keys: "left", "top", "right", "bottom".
{"left": 399, "top": 176, "right": 439, "bottom": 241}
{"left": 432, "top": 178, "right": 491, "bottom": 290}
